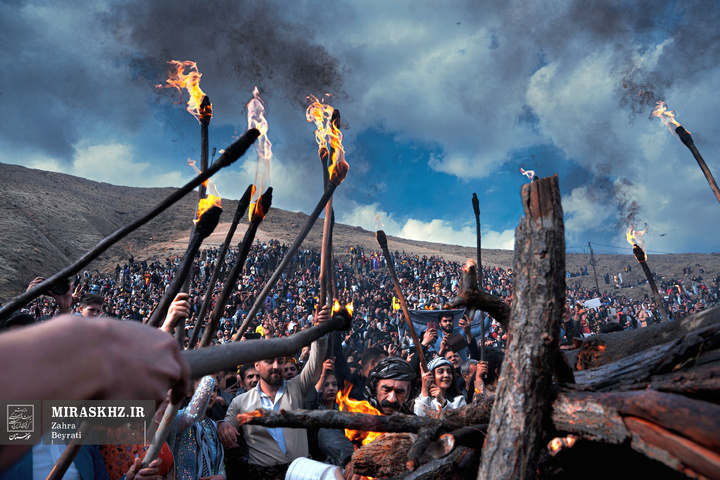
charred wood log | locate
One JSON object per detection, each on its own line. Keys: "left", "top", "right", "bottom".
{"left": 564, "top": 306, "right": 720, "bottom": 370}
{"left": 478, "top": 175, "right": 566, "bottom": 480}
{"left": 571, "top": 321, "right": 720, "bottom": 391}
{"left": 386, "top": 447, "right": 479, "bottom": 480}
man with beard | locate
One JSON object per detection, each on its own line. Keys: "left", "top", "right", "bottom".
{"left": 364, "top": 356, "right": 417, "bottom": 415}
{"left": 344, "top": 357, "right": 417, "bottom": 480}
{"left": 217, "top": 305, "right": 330, "bottom": 480}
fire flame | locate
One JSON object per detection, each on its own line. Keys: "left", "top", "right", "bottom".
{"left": 247, "top": 86, "right": 273, "bottom": 220}
{"left": 548, "top": 435, "right": 578, "bottom": 456}
{"left": 306, "top": 95, "right": 349, "bottom": 185}
{"left": 651, "top": 101, "right": 684, "bottom": 135}
{"left": 188, "top": 159, "right": 221, "bottom": 223}
{"left": 626, "top": 222, "right": 647, "bottom": 254}
{"left": 157, "top": 60, "right": 212, "bottom": 122}
{"left": 463, "top": 259, "right": 476, "bottom": 272}
{"left": 336, "top": 382, "right": 382, "bottom": 447}
{"left": 520, "top": 168, "right": 536, "bottom": 182}
{"left": 333, "top": 300, "right": 354, "bottom": 317}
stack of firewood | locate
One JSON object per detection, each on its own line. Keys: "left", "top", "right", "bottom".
{"left": 244, "top": 176, "right": 720, "bottom": 480}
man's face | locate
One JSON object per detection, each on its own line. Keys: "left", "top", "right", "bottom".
{"left": 283, "top": 362, "right": 299, "bottom": 380}
{"left": 445, "top": 350, "right": 461, "bottom": 369}
{"left": 81, "top": 303, "right": 102, "bottom": 317}
{"left": 439, "top": 316, "right": 454, "bottom": 334}
{"left": 462, "top": 363, "right": 478, "bottom": 385}
{"left": 375, "top": 379, "right": 410, "bottom": 415}
{"left": 242, "top": 368, "right": 260, "bottom": 390}
{"left": 256, "top": 357, "right": 286, "bottom": 387}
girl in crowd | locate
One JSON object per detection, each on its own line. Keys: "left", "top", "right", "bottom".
{"left": 414, "top": 357, "right": 466, "bottom": 416}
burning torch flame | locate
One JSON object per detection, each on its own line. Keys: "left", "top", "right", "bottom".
{"left": 336, "top": 382, "right": 382, "bottom": 447}
{"left": 157, "top": 60, "right": 212, "bottom": 123}
{"left": 188, "top": 159, "right": 221, "bottom": 223}
{"left": 548, "top": 435, "right": 578, "bottom": 456}
{"left": 247, "top": 86, "right": 273, "bottom": 220}
{"left": 306, "top": 95, "right": 349, "bottom": 185}
{"left": 626, "top": 222, "right": 648, "bottom": 254}
{"left": 520, "top": 168, "right": 536, "bottom": 182}
{"left": 333, "top": 300, "right": 354, "bottom": 317}
{"left": 651, "top": 101, "right": 685, "bottom": 135}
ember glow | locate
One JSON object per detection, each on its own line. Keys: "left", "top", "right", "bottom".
{"left": 336, "top": 382, "right": 382, "bottom": 447}
{"left": 157, "top": 60, "right": 212, "bottom": 122}
{"left": 651, "top": 100, "right": 683, "bottom": 134}
{"left": 247, "top": 86, "right": 272, "bottom": 220}
{"left": 548, "top": 435, "right": 577, "bottom": 456}
{"left": 188, "top": 159, "right": 221, "bottom": 223}
{"left": 306, "top": 95, "right": 349, "bottom": 185}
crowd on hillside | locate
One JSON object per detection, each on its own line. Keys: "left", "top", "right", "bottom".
{"left": 3, "top": 240, "right": 718, "bottom": 479}
{"left": 19, "top": 240, "right": 719, "bottom": 344}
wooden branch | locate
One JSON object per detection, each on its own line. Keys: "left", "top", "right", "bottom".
{"left": 571, "top": 321, "right": 720, "bottom": 391}
{"left": 479, "top": 175, "right": 566, "bottom": 480}
{"left": 181, "top": 313, "right": 348, "bottom": 378}
{"left": 386, "top": 447, "right": 479, "bottom": 480}
{"left": 445, "top": 291, "right": 510, "bottom": 329}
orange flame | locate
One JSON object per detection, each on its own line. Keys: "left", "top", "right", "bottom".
{"left": 625, "top": 222, "right": 647, "bottom": 253}
{"left": 306, "top": 95, "right": 349, "bottom": 185}
{"left": 332, "top": 300, "right": 354, "bottom": 317}
{"left": 237, "top": 409, "right": 263, "bottom": 425}
{"left": 651, "top": 101, "right": 684, "bottom": 135}
{"left": 188, "top": 159, "right": 222, "bottom": 223}
{"left": 336, "top": 382, "right": 382, "bottom": 447}
{"left": 157, "top": 60, "right": 212, "bottom": 123}
{"left": 463, "top": 259, "right": 476, "bottom": 272}
{"left": 548, "top": 435, "right": 578, "bottom": 456}
{"left": 247, "top": 86, "right": 272, "bottom": 220}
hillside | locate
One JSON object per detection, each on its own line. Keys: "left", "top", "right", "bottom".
{"left": 1, "top": 162, "right": 719, "bottom": 303}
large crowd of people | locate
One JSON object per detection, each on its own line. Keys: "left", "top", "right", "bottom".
{"left": 2, "top": 239, "right": 718, "bottom": 479}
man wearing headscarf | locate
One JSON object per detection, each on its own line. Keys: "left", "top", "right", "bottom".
{"left": 364, "top": 356, "right": 417, "bottom": 415}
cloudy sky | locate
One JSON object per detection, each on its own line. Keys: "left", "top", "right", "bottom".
{"left": 2, "top": 0, "right": 719, "bottom": 254}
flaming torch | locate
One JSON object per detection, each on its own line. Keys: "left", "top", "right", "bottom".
{"left": 306, "top": 96, "right": 344, "bottom": 309}
{"left": 247, "top": 86, "right": 273, "bottom": 220}
{"left": 652, "top": 101, "right": 720, "bottom": 205}
{"left": 157, "top": 60, "right": 213, "bottom": 199}
{"left": 376, "top": 230, "right": 429, "bottom": 373}
{"left": 202, "top": 187, "right": 272, "bottom": 347}
{"left": 146, "top": 199, "right": 223, "bottom": 329}
{"left": 626, "top": 224, "right": 670, "bottom": 323}
{"left": 188, "top": 184, "right": 253, "bottom": 349}
{"left": 234, "top": 104, "right": 349, "bottom": 339}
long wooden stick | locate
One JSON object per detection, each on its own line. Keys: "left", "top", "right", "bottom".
{"left": 188, "top": 185, "right": 253, "bottom": 349}
{"left": 202, "top": 189, "right": 272, "bottom": 347}
{"left": 0, "top": 129, "right": 260, "bottom": 322}
{"left": 146, "top": 206, "right": 223, "bottom": 328}
{"left": 234, "top": 184, "right": 338, "bottom": 340}
{"left": 676, "top": 126, "right": 720, "bottom": 204}
{"left": 376, "top": 230, "right": 428, "bottom": 373}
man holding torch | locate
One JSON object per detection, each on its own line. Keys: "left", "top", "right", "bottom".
{"left": 216, "top": 305, "right": 331, "bottom": 480}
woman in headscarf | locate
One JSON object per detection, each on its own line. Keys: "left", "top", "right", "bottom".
{"left": 414, "top": 357, "right": 466, "bottom": 416}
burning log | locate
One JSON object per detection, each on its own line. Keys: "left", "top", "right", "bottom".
{"left": 631, "top": 243, "right": 670, "bottom": 324}
{"left": 200, "top": 188, "right": 272, "bottom": 347}
{"left": 198, "top": 95, "right": 212, "bottom": 200}
{"left": 479, "top": 174, "right": 566, "bottom": 480}
{"left": 0, "top": 129, "right": 260, "bottom": 322}
{"left": 187, "top": 184, "right": 254, "bottom": 348}
{"left": 376, "top": 230, "right": 429, "bottom": 372}
{"left": 146, "top": 205, "right": 223, "bottom": 328}
{"left": 675, "top": 126, "right": 720, "bottom": 205}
